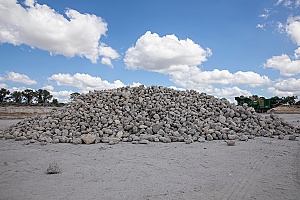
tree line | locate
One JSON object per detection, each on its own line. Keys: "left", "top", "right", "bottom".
{"left": 0, "top": 88, "right": 63, "bottom": 106}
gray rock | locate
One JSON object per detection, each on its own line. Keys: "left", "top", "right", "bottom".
{"left": 185, "top": 138, "right": 193, "bottom": 144}
{"left": 226, "top": 140, "right": 235, "bottom": 146}
{"left": 159, "top": 137, "right": 171, "bottom": 143}
{"left": 239, "top": 135, "right": 248, "bottom": 141}
{"left": 289, "top": 135, "right": 296, "bottom": 141}
{"left": 72, "top": 138, "right": 82, "bottom": 144}
{"left": 278, "top": 135, "right": 285, "bottom": 140}
{"left": 81, "top": 134, "right": 96, "bottom": 144}
{"left": 139, "top": 140, "right": 149, "bottom": 144}
{"left": 206, "top": 134, "right": 213, "bottom": 141}
{"left": 227, "top": 134, "right": 237, "bottom": 140}
{"left": 47, "top": 162, "right": 60, "bottom": 174}
{"left": 198, "top": 136, "right": 205, "bottom": 142}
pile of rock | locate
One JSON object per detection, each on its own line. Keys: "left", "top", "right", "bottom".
{"left": 1, "top": 85, "right": 297, "bottom": 144}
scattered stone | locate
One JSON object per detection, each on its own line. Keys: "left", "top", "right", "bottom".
{"left": 184, "top": 138, "right": 193, "bottom": 144}
{"left": 72, "top": 138, "right": 82, "bottom": 144}
{"left": 206, "top": 134, "right": 213, "bottom": 141}
{"left": 289, "top": 135, "right": 296, "bottom": 141}
{"left": 226, "top": 140, "right": 235, "bottom": 146}
{"left": 23, "top": 140, "right": 30, "bottom": 145}
{"left": 198, "top": 136, "right": 205, "bottom": 142}
{"left": 278, "top": 135, "right": 285, "bottom": 140}
{"left": 81, "top": 134, "right": 96, "bottom": 144}
{"left": 139, "top": 140, "right": 149, "bottom": 144}
{"left": 30, "top": 139, "right": 36, "bottom": 143}
{"left": 47, "top": 162, "right": 60, "bottom": 174}
{"left": 239, "top": 135, "right": 248, "bottom": 141}
{"left": 227, "top": 135, "right": 237, "bottom": 140}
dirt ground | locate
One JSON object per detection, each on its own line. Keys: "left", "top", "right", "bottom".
{"left": 0, "top": 114, "right": 299, "bottom": 200}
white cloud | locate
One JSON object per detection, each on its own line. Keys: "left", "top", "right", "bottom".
{"left": 275, "top": 0, "right": 294, "bottom": 7}
{"left": 286, "top": 16, "right": 300, "bottom": 46}
{"left": 275, "top": 0, "right": 284, "bottom": 6}
{"left": 277, "top": 22, "right": 285, "bottom": 32}
{"left": 210, "top": 86, "right": 252, "bottom": 103}
{"left": 130, "top": 82, "right": 143, "bottom": 87}
{"left": 259, "top": 14, "right": 269, "bottom": 19}
{"left": 0, "top": 0, "right": 119, "bottom": 65}
{"left": 264, "top": 54, "right": 300, "bottom": 76}
{"left": 0, "top": 83, "right": 8, "bottom": 89}
{"left": 50, "top": 90, "right": 73, "bottom": 103}
{"left": 256, "top": 24, "right": 265, "bottom": 30}
{"left": 124, "top": 31, "right": 269, "bottom": 99}
{"left": 48, "top": 73, "right": 125, "bottom": 93}
{"left": 124, "top": 31, "right": 212, "bottom": 73}
{"left": 101, "top": 57, "right": 113, "bottom": 67}
{"left": 42, "top": 84, "right": 54, "bottom": 91}
{"left": 170, "top": 67, "right": 270, "bottom": 90}
{"left": 1, "top": 71, "right": 37, "bottom": 85}
{"left": 294, "top": 47, "right": 300, "bottom": 58}
{"left": 268, "top": 78, "right": 300, "bottom": 96}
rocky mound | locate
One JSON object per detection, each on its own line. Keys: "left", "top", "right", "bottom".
{"left": 1, "top": 85, "right": 297, "bottom": 144}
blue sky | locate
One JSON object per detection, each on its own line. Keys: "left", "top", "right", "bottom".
{"left": 1, "top": 0, "right": 300, "bottom": 102}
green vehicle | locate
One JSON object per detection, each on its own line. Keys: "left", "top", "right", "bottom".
{"left": 235, "top": 96, "right": 271, "bottom": 113}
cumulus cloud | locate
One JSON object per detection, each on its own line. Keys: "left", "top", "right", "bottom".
{"left": 51, "top": 90, "right": 74, "bottom": 103}
{"left": 264, "top": 54, "right": 300, "bottom": 76}
{"left": 170, "top": 67, "right": 270, "bottom": 93}
{"left": 263, "top": 13, "right": 300, "bottom": 76}
{"left": 286, "top": 16, "right": 300, "bottom": 46}
{"left": 124, "top": 31, "right": 270, "bottom": 98}
{"left": 275, "top": 0, "right": 296, "bottom": 7}
{"left": 268, "top": 78, "right": 300, "bottom": 96}
{"left": 209, "top": 86, "right": 252, "bottom": 103}
{"left": 0, "top": 83, "right": 8, "bottom": 89}
{"left": 124, "top": 31, "right": 212, "bottom": 73}
{"left": 42, "top": 84, "right": 54, "bottom": 91}
{"left": 1, "top": 71, "right": 37, "bottom": 85}
{"left": 294, "top": 47, "right": 300, "bottom": 58}
{"left": 0, "top": 0, "right": 119, "bottom": 65}
{"left": 48, "top": 73, "right": 125, "bottom": 93}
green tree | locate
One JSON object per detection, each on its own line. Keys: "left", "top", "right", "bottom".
{"left": 22, "top": 89, "right": 36, "bottom": 104}
{"left": 10, "top": 91, "right": 23, "bottom": 103}
{"left": 270, "top": 96, "right": 282, "bottom": 107}
{"left": 52, "top": 98, "right": 59, "bottom": 106}
{"left": 36, "top": 89, "right": 53, "bottom": 104}
{"left": 0, "top": 88, "right": 10, "bottom": 102}
{"left": 70, "top": 92, "right": 80, "bottom": 101}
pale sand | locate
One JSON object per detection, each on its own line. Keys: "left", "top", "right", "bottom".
{"left": 0, "top": 115, "right": 299, "bottom": 200}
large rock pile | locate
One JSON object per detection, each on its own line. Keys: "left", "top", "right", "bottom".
{"left": 1, "top": 85, "right": 297, "bottom": 144}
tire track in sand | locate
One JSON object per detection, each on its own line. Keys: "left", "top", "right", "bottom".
{"left": 217, "top": 146, "right": 274, "bottom": 200}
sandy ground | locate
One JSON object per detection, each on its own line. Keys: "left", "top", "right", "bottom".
{"left": 0, "top": 115, "right": 300, "bottom": 200}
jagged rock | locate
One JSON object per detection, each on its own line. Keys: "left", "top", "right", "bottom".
{"left": 47, "top": 162, "right": 60, "bottom": 174}
{"left": 239, "top": 135, "right": 248, "bottom": 141}
{"left": 72, "top": 138, "right": 82, "bottom": 144}
{"left": 81, "top": 134, "right": 96, "bottom": 144}
{"left": 23, "top": 140, "right": 30, "bottom": 145}
{"left": 184, "top": 138, "right": 193, "bottom": 144}
{"left": 289, "top": 135, "right": 296, "bottom": 141}
{"left": 206, "top": 134, "right": 213, "bottom": 141}
{"left": 228, "top": 134, "right": 237, "bottom": 140}
{"left": 198, "top": 136, "right": 205, "bottom": 142}
{"left": 278, "top": 135, "right": 285, "bottom": 140}
{"left": 226, "top": 140, "right": 235, "bottom": 146}
{"left": 139, "top": 140, "right": 149, "bottom": 144}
